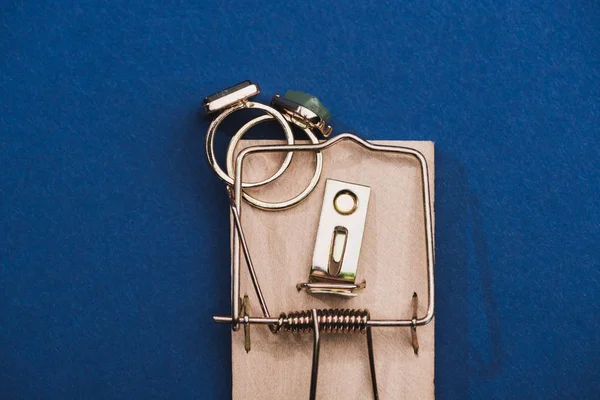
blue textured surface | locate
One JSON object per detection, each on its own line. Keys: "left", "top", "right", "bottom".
{"left": 1, "top": 1, "right": 599, "bottom": 398}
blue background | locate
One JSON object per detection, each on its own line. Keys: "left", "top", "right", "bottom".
{"left": 1, "top": 1, "right": 599, "bottom": 398}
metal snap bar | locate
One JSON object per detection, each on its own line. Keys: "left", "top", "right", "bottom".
{"left": 226, "top": 114, "right": 323, "bottom": 210}
{"left": 204, "top": 81, "right": 295, "bottom": 189}
{"left": 222, "top": 133, "right": 435, "bottom": 332}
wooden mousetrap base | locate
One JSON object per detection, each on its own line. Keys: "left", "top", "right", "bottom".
{"left": 230, "top": 140, "right": 434, "bottom": 399}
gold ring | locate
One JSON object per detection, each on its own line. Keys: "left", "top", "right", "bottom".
{"left": 228, "top": 115, "right": 323, "bottom": 210}
{"left": 205, "top": 102, "right": 294, "bottom": 188}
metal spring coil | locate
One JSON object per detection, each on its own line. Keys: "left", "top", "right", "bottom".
{"left": 275, "top": 309, "right": 369, "bottom": 334}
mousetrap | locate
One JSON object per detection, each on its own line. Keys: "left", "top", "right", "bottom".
{"left": 203, "top": 81, "right": 435, "bottom": 399}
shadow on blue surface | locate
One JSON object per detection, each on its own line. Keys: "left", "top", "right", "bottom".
{"left": 436, "top": 151, "right": 503, "bottom": 397}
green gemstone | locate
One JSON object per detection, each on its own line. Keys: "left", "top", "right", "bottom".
{"left": 283, "top": 90, "right": 331, "bottom": 122}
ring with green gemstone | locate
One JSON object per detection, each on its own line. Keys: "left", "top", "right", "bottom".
{"left": 271, "top": 90, "right": 333, "bottom": 137}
